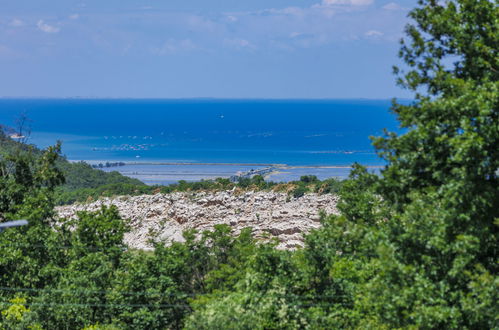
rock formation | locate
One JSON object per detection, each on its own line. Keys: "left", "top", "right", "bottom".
{"left": 56, "top": 190, "right": 339, "bottom": 250}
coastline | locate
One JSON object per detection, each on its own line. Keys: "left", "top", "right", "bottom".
{"left": 75, "top": 160, "right": 383, "bottom": 169}
{"left": 84, "top": 161, "right": 383, "bottom": 185}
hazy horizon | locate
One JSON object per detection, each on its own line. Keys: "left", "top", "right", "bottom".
{"left": 0, "top": 96, "right": 412, "bottom": 100}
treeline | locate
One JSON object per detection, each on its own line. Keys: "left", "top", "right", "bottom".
{"left": 0, "top": 0, "right": 497, "bottom": 328}
{"left": 56, "top": 161, "right": 145, "bottom": 191}
{"left": 91, "top": 162, "right": 126, "bottom": 169}
{"left": 54, "top": 174, "right": 343, "bottom": 205}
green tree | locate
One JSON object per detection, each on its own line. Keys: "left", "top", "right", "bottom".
{"left": 0, "top": 144, "right": 66, "bottom": 290}
{"left": 363, "top": 0, "right": 499, "bottom": 327}
{"left": 0, "top": 143, "right": 64, "bottom": 221}
{"left": 186, "top": 243, "right": 308, "bottom": 329}
{"left": 374, "top": 0, "right": 498, "bottom": 205}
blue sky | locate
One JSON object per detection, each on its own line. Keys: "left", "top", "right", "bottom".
{"left": 0, "top": 0, "right": 416, "bottom": 98}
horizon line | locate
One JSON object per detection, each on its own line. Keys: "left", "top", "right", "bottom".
{"left": 0, "top": 96, "right": 413, "bottom": 101}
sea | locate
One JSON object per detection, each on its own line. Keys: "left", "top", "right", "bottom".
{"left": 0, "top": 99, "right": 404, "bottom": 184}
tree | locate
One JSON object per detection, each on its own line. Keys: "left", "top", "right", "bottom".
{"left": 363, "top": 0, "right": 498, "bottom": 327}
{"left": 374, "top": 0, "right": 498, "bottom": 206}
{"left": 0, "top": 143, "right": 65, "bottom": 221}
{"left": 15, "top": 111, "right": 32, "bottom": 144}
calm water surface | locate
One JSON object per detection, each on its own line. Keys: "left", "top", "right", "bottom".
{"left": 0, "top": 99, "right": 402, "bottom": 182}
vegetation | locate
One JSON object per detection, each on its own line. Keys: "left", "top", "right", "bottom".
{"left": 54, "top": 174, "right": 343, "bottom": 205}
{"left": 0, "top": 0, "right": 497, "bottom": 328}
{"left": 0, "top": 128, "right": 146, "bottom": 195}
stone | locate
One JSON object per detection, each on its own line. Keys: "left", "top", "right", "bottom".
{"left": 56, "top": 191, "right": 340, "bottom": 250}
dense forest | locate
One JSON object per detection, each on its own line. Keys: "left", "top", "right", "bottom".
{"left": 0, "top": 0, "right": 497, "bottom": 328}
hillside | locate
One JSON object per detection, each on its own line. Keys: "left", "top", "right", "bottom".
{"left": 0, "top": 128, "right": 146, "bottom": 193}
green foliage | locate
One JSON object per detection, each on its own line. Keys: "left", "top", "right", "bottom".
{"left": 186, "top": 245, "right": 309, "bottom": 329}
{"left": 299, "top": 175, "right": 318, "bottom": 183}
{"left": 0, "top": 143, "right": 64, "bottom": 220}
{"left": 336, "top": 164, "right": 386, "bottom": 224}
{"left": 54, "top": 183, "right": 153, "bottom": 205}
{"left": 291, "top": 184, "right": 308, "bottom": 198}
{"left": 361, "top": 0, "right": 499, "bottom": 327}
{"left": 1, "top": 297, "right": 28, "bottom": 323}
{"left": 0, "top": 297, "right": 42, "bottom": 330}
{"left": 0, "top": 1, "right": 496, "bottom": 328}
{"left": 58, "top": 161, "right": 144, "bottom": 191}
{"left": 0, "top": 132, "right": 147, "bottom": 206}
{"left": 317, "top": 177, "right": 343, "bottom": 194}
{"left": 186, "top": 289, "right": 309, "bottom": 330}
{"left": 82, "top": 324, "right": 121, "bottom": 330}
{"left": 68, "top": 206, "right": 129, "bottom": 251}
{"left": 55, "top": 172, "right": 344, "bottom": 205}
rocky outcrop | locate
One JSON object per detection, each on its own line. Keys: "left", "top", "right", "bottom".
{"left": 56, "top": 191, "right": 339, "bottom": 250}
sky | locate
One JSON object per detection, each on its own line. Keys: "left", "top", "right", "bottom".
{"left": 0, "top": 0, "right": 416, "bottom": 99}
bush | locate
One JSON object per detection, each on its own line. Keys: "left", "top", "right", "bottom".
{"left": 292, "top": 185, "right": 308, "bottom": 198}
{"left": 300, "top": 175, "right": 318, "bottom": 183}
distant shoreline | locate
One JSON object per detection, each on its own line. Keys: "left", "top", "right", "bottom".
{"left": 77, "top": 161, "right": 383, "bottom": 185}
{"left": 75, "top": 160, "right": 383, "bottom": 169}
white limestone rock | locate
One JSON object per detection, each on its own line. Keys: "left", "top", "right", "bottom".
{"left": 56, "top": 191, "right": 339, "bottom": 250}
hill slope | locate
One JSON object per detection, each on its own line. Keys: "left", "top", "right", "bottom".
{"left": 0, "top": 128, "right": 146, "bottom": 194}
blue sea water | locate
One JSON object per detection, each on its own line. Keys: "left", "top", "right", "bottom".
{"left": 0, "top": 99, "right": 402, "bottom": 166}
